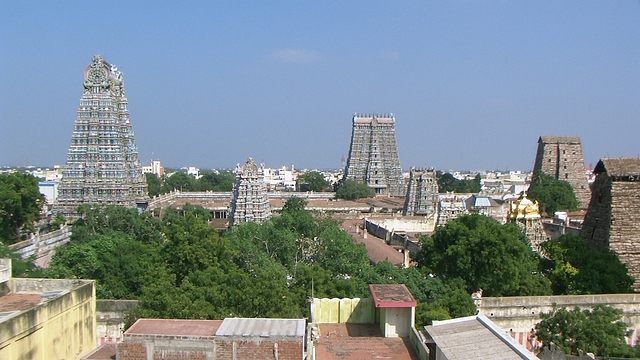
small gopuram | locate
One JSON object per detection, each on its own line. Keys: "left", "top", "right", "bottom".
{"left": 344, "top": 114, "right": 405, "bottom": 197}
{"left": 533, "top": 136, "right": 591, "bottom": 209}
{"left": 509, "top": 192, "right": 546, "bottom": 251}
{"left": 580, "top": 158, "right": 640, "bottom": 290}
{"left": 228, "top": 157, "right": 271, "bottom": 227}
{"left": 403, "top": 168, "right": 438, "bottom": 217}
{"left": 55, "top": 55, "right": 148, "bottom": 218}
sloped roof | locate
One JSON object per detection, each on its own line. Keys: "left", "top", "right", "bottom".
{"left": 369, "top": 284, "right": 417, "bottom": 308}
{"left": 539, "top": 136, "right": 581, "bottom": 144}
{"left": 215, "top": 318, "right": 305, "bottom": 338}
{"left": 424, "top": 314, "right": 538, "bottom": 359}
{"left": 594, "top": 158, "right": 640, "bottom": 177}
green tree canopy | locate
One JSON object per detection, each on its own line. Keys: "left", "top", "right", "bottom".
{"left": 540, "top": 234, "right": 634, "bottom": 295}
{"left": 297, "top": 171, "right": 331, "bottom": 192}
{"left": 437, "top": 172, "right": 481, "bottom": 193}
{"left": 415, "top": 213, "right": 551, "bottom": 297}
{"left": 0, "top": 172, "right": 45, "bottom": 244}
{"left": 527, "top": 171, "right": 579, "bottom": 215}
{"left": 335, "top": 179, "right": 375, "bottom": 200}
{"left": 535, "top": 305, "right": 639, "bottom": 358}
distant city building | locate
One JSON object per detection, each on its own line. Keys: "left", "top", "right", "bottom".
{"left": 228, "top": 158, "right": 271, "bottom": 227}
{"left": 438, "top": 194, "right": 468, "bottom": 225}
{"left": 580, "top": 158, "right": 640, "bottom": 290}
{"left": 55, "top": 55, "right": 148, "bottom": 218}
{"left": 403, "top": 168, "right": 438, "bottom": 217}
{"left": 263, "top": 164, "right": 296, "bottom": 190}
{"left": 344, "top": 114, "right": 405, "bottom": 197}
{"left": 533, "top": 136, "right": 591, "bottom": 208}
{"left": 141, "top": 160, "right": 164, "bottom": 177}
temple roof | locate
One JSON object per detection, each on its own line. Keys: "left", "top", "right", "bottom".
{"left": 539, "top": 136, "right": 581, "bottom": 144}
{"left": 595, "top": 158, "right": 640, "bottom": 177}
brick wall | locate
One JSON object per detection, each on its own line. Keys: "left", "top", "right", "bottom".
{"left": 117, "top": 342, "right": 147, "bottom": 360}
{"left": 215, "top": 338, "right": 303, "bottom": 360}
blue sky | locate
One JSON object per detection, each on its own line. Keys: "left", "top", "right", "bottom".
{"left": 2, "top": 1, "right": 639, "bottom": 171}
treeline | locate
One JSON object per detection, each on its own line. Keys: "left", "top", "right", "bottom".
{"left": 146, "top": 170, "right": 236, "bottom": 197}
{"left": 436, "top": 172, "right": 482, "bottom": 193}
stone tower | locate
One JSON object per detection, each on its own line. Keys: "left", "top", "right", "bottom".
{"left": 580, "top": 158, "right": 640, "bottom": 290}
{"left": 403, "top": 168, "right": 438, "bottom": 217}
{"left": 229, "top": 157, "right": 271, "bottom": 227}
{"left": 55, "top": 55, "right": 148, "bottom": 218}
{"left": 533, "top": 136, "right": 591, "bottom": 209}
{"left": 344, "top": 114, "right": 405, "bottom": 196}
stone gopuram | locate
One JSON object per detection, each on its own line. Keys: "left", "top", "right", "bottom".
{"left": 403, "top": 168, "right": 438, "bottom": 217}
{"left": 55, "top": 55, "right": 148, "bottom": 218}
{"left": 533, "top": 136, "right": 591, "bottom": 209}
{"left": 580, "top": 158, "right": 640, "bottom": 290}
{"left": 344, "top": 114, "right": 405, "bottom": 197}
{"left": 228, "top": 158, "right": 271, "bottom": 227}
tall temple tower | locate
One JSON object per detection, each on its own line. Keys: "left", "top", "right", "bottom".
{"left": 533, "top": 136, "right": 591, "bottom": 209}
{"left": 344, "top": 114, "right": 405, "bottom": 197}
{"left": 403, "top": 168, "right": 438, "bottom": 217}
{"left": 228, "top": 158, "right": 271, "bottom": 227}
{"left": 580, "top": 158, "right": 640, "bottom": 290}
{"left": 55, "top": 55, "right": 148, "bottom": 218}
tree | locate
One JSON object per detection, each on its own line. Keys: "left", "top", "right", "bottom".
{"left": 0, "top": 172, "right": 45, "bottom": 244}
{"left": 145, "top": 173, "right": 162, "bottom": 197}
{"left": 297, "top": 171, "right": 331, "bottom": 192}
{"left": 416, "top": 213, "right": 551, "bottom": 297}
{"left": 162, "top": 171, "right": 196, "bottom": 192}
{"left": 527, "top": 172, "right": 579, "bottom": 215}
{"left": 197, "top": 170, "right": 235, "bottom": 192}
{"left": 335, "top": 179, "right": 375, "bottom": 200}
{"left": 437, "top": 172, "right": 481, "bottom": 193}
{"left": 535, "top": 305, "right": 639, "bottom": 358}
{"left": 540, "top": 234, "right": 634, "bottom": 295}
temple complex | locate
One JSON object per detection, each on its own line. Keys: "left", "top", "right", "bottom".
{"left": 55, "top": 55, "right": 148, "bottom": 218}
{"left": 508, "top": 192, "right": 546, "bottom": 251}
{"left": 228, "top": 158, "right": 271, "bottom": 227}
{"left": 344, "top": 114, "right": 405, "bottom": 197}
{"left": 580, "top": 158, "right": 640, "bottom": 290}
{"left": 403, "top": 168, "right": 438, "bottom": 217}
{"left": 533, "top": 136, "right": 591, "bottom": 209}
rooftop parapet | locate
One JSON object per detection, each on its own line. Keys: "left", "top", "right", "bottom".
{"left": 0, "top": 259, "right": 11, "bottom": 285}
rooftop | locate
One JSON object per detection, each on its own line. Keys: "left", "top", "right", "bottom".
{"left": 369, "top": 284, "right": 417, "bottom": 308}
{"left": 595, "top": 158, "right": 640, "bottom": 177}
{"left": 314, "top": 323, "right": 419, "bottom": 360}
{"left": 216, "top": 318, "right": 305, "bottom": 338}
{"left": 126, "top": 319, "right": 223, "bottom": 338}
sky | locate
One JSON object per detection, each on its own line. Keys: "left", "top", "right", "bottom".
{"left": 1, "top": 1, "right": 640, "bottom": 172}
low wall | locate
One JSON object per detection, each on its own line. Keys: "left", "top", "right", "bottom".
{"left": 478, "top": 294, "right": 640, "bottom": 348}
{"left": 542, "top": 222, "right": 581, "bottom": 240}
{"left": 9, "top": 225, "right": 71, "bottom": 265}
{"left": 364, "top": 218, "right": 423, "bottom": 256}
{"left": 310, "top": 298, "right": 375, "bottom": 324}
{"left": 96, "top": 299, "right": 138, "bottom": 344}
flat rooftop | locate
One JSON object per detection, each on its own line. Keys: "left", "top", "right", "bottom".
{"left": 126, "top": 319, "right": 223, "bottom": 338}
{"left": 314, "top": 323, "right": 419, "bottom": 360}
{"left": 0, "top": 293, "right": 41, "bottom": 312}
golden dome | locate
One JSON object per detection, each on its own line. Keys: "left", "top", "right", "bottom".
{"left": 509, "top": 192, "right": 541, "bottom": 220}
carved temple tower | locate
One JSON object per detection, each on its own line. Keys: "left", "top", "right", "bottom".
{"left": 403, "top": 168, "right": 439, "bottom": 217}
{"left": 228, "top": 158, "right": 271, "bottom": 227}
{"left": 508, "top": 192, "right": 547, "bottom": 251}
{"left": 344, "top": 114, "right": 405, "bottom": 197}
{"left": 580, "top": 158, "right": 640, "bottom": 290}
{"left": 533, "top": 136, "right": 591, "bottom": 209}
{"left": 55, "top": 55, "right": 148, "bottom": 218}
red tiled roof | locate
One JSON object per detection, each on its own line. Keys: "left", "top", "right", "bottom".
{"left": 82, "top": 343, "right": 116, "bottom": 360}
{"left": 126, "top": 319, "right": 223, "bottom": 338}
{"left": 314, "top": 323, "right": 419, "bottom": 360}
{"left": 369, "top": 284, "right": 417, "bottom": 308}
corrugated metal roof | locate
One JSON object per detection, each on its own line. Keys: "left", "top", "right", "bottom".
{"left": 215, "top": 318, "right": 305, "bottom": 338}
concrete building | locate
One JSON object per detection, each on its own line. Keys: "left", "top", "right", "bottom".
{"left": 55, "top": 55, "right": 148, "bottom": 218}
{"left": 533, "top": 136, "right": 591, "bottom": 209}
{"left": 0, "top": 259, "right": 97, "bottom": 359}
{"left": 403, "top": 168, "right": 439, "bottom": 217}
{"left": 116, "top": 318, "right": 305, "bottom": 360}
{"left": 580, "top": 158, "right": 640, "bottom": 290}
{"left": 263, "top": 165, "right": 297, "bottom": 190}
{"left": 228, "top": 157, "right": 271, "bottom": 227}
{"left": 344, "top": 114, "right": 405, "bottom": 197}
{"left": 141, "top": 159, "right": 165, "bottom": 177}
{"left": 38, "top": 181, "right": 59, "bottom": 204}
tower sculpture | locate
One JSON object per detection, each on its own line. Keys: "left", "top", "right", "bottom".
{"left": 532, "top": 136, "right": 591, "bottom": 209}
{"left": 55, "top": 55, "right": 148, "bottom": 218}
{"left": 228, "top": 158, "right": 271, "bottom": 227}
{"left": 403, "top": 168, "right": 438, "bottom": 217}
{"left": 580, "top": 158, "right": 640, "bottom": 290}
{"left": 508, "top": 192, "right": 546, "bottom": 251}
{"left": 344, "top": 114, "right": 405, "bottom": 197}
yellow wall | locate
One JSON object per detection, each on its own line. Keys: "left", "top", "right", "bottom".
{"left": 0, "top": 279, "right": 96, "bottom": 360}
